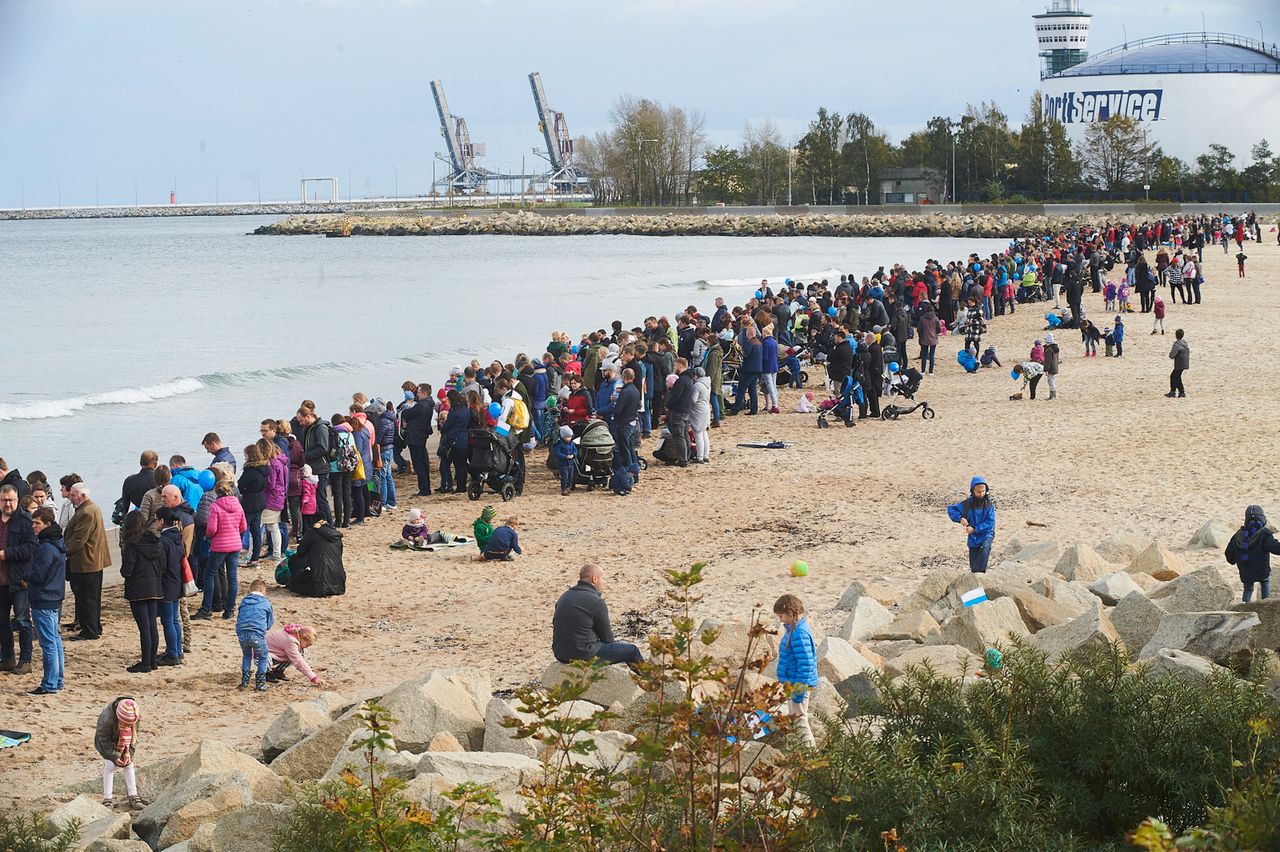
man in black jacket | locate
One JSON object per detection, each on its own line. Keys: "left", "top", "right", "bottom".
{"left": 552, "top": 564, "right": 642, "bottom": 666}
{"left": 115, "top": 451, "right": 158, "bottom": 523}
{"left": 612, "top": 369, "right": 642, "bottom": 472}
{"left": 0, "top": 485, "right": 36, "bottom": 673}
{"left": 664, "top": 358, "right": 695, "bottom": 468}
{"left": 0, "top": 461, "right": 30, "bottom": 501}
{"left": 399, "top": 384, "right": 435, "bottom": 497}
{"left": 296, "top": 407, "right": 334, "bottom": 524}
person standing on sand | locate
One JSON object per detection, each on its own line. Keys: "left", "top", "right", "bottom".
{"left": 295, "top": 405, "right": 334, "bottom": 524}
{"left": 0, "top": 484, "right": 36, "bottom": 674}
{"left": 552, "top": 563, "right": 643, "bottom": 667}
{"left": 118, "top": 511, "right": 163, "bottom": 674}
{"left": 1226, "top": 505, "right": 1280, "bottom": 602}
{"left": 201, "top": 433, "right": 236, "bottom": 473}
{"left": 1167, "top": 329, "right": 1189, "bottom": 398}
{"left": 65, "top": 483, "right": 110, "bottom": 641}
{"left": 24, "top": 506, "right": 65, "bottom": 694}
{"left": 399, "top": 384, "right": 435, "bottom": 498}
{"left": 946, "top": 476, "right": 996, "bottom": 574}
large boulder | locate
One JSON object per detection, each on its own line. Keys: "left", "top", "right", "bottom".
{"left": 542, "top": 662, "right": 643, "bottom": 707}
{"left": 693, "top": 618, "right": 779, "bottom": 666}
{"left": 415, "top": 751, "right": 542, "bottom": 791}
{"left": 557, "top": 730, "right": 636, "bottom": 771}
{"left": 1031, "top": 576, "right": 1097, "bottom": 618}
{"left": 143, "top": 774, "right": 255, "bottom": 849}
{"left": 1145, "top": 649, "right": 1233, "bottom": 684}
{"left": 1029, "top": 602, "right": 1123, "bottom": 664}
{"left": 322, "top": 730, "right": 420, "bottom": 782}
{"left": 1005, "top": 588, "right": 1079, "bottom": 632}
{"left": 380, "top": 668, "right": 492, "bottom": 751}
{"left": 268, "top": 714, "right": 363, "bottom": 782}
{"left": 83, "top": 841, "right": 150, "bottom": 852}
{"left": 1149, "top": 565, "right": 1238, "bottom": 614}
{"left": 204, "top": 802, "right": 292, "bottom": 852}
{"left": 884, "top": 644, "right": 979, "bottom": 680}
{"left": 1004, "top": 540, "right": 1062, "bottom": 567}
{"left": 261, "top": 700, "right": 331, "bottom": 762}
{"left": 838, "top": 597, "right": 895, "bottom": 643}
{"left": 1054, "top": 544, "right": 1114, "bottom": 583}
{"left": 816, "top": 637, "right": 878, "bottom": 700}
{"left": 44, "top": 795, "right": 132, "bottom": 850}
{"left": 926, "top": 573, "right": 983, "bottom": 624}
{"left": 899, "top": 568, "right": 965, "bottom": 614}
{"left": 872, "top": 610, "right": 940, "bottom": 643}
{"left": 1096, "top": 529, "right": 1153, "bottom": 563}
{"left": 939, "top": 597, "right": 1030, "bottom": 654}
{"left": 482, "top": 696, "right": 599, "bottom": 758}
{"left": 1189, "top": 520, "right": 1233, "bottom": 549}
{"left": 1111, "top": 591, "right": 1169, "bottom": 652}
{"left": 1126, "top": 542, "right": 1191, "bottom": 581}
{"left": 1088, "top": 571, "right": 1145, "bottom": 606}
{"left": 1140, "top": 611, "right": 1261, "bottom": 662}
{"left": 835, "top": 578, "right": 900, "bottom": 610}
{"left": 1231, "top": 599, "right": 1280, "bottom": 650}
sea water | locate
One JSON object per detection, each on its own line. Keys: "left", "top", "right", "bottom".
{"left": 0, "top": 215, "right": 1006, "bottom": 499}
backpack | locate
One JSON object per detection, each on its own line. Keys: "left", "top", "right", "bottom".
{"left": 336, "top": 432, "right": 359, "bottom": 473}
{"left": 323, "top": 421, "right": 340, "bottom": 463}
{"left": 508, "top": 397, "right": 530, "bottom": 430}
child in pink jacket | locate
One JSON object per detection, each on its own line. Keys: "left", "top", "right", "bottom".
{"left": 266, "top": 624, "right": 324, "bottom": 685}
{"left": 300, "top": 465, "right": 318, "bottom": 524}
{"left": 195, "top": 481, "right": 248, "bottom": 620}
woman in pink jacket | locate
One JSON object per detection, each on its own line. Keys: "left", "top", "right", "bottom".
{"left": 266, "top": 624, "right": 323, "bottom": 685}
{"left": 195, "top": 481, "right": 247, "bottom": 620}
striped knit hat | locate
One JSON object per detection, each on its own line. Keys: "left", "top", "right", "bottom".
{"left": 115, "top": 698, "right": 138, "bottom": 725}
{"left": 479, "top": 505, "right": 497, "bottom": 524}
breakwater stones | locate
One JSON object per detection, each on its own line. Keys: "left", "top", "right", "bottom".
{"left": 252, "top": 210, "right": 1105, "bottom": 239}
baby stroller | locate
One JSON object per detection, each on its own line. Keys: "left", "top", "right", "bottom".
{"left": 881, "top": 365, "right": 934, "bottom": 420}
{"left": 776, "top": 344, "right": 813, "bottom": 387}
{"left": 576, "top": 419, "right": 615, "bottom": 490}
{"left": 817, "top": 376, "right": 863, "bottom": 429}
{"left": 466, "top": 429, "right": 525, "bottom": 502}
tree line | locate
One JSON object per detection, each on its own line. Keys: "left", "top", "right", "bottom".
{"left": 574, "top": 92, "right": 1280, "bottom": 205}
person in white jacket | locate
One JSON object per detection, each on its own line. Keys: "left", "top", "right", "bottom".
{"left": 690, "top": 368, "right": 712, "bottom": 463}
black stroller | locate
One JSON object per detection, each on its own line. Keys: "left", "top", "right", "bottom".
{"left": 466, "top": 429, "right": 525, "bottom": 502}
{"left": 576, "top": 420, "right": 615, "bottom": 490}
{"left": 881, "top": 366, "right": 935, "bottom": 420}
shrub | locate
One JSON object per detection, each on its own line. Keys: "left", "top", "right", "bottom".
{"left": 802, "top": 641, "right": 1279, "bottom": 850}
{"left": 0, "top": 812, "right": 79, "bottom": 852}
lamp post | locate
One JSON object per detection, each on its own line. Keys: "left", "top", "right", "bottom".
{"left": 637, "top": 136, "right": 658, "bottom": 206}
{"left": 949, "top": 120, "right": 962, "bottom": 205}
{"left": 787, "top": 141, "right": 796, "bottom": 207}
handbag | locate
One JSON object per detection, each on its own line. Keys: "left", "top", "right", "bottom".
{"left": 181, "top": 556, "right": 198, "bottom": 598}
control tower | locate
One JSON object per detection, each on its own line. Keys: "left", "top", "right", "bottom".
{"left": 1033, "top": 0, "right": 1092, "bottom": 79}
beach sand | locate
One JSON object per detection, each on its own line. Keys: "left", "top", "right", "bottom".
{"left": 4, "top": 240, "right": 1277, "bottom": 809}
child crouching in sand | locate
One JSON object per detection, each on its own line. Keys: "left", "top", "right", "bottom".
{"left": 265, "top": 624, "right": 324, "bottom": 686}
{"left": 474, "top": 517, "right": 522, "bottom": 561}
{"left": 97, "top": 697, "right": 147, "bottom": 809}
{"left": 773, "top": 594, "right": 817, "bottom": 749}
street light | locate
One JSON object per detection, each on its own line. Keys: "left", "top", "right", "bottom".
{"left": 949, "top": 119, "right": 962, "bottom": 205}
{"left": 637, "top": 137, "right": 658, "bottom": 206}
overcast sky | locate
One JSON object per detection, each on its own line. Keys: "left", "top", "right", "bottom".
{"left": 0, "top": 0, "right": 1273, "bottom": 207}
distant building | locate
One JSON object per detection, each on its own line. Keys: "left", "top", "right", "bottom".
{"left": 878, "top": 167, "right": 945, "bottom": 205}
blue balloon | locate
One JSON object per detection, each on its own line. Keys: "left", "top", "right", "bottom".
{"left": 570, "top": 344, "right": 579, "bottom": 354}
{"left": 198, "top": 469, "right": 216, "bottom": 491}
{"left": 488, "top": 402, "right": 502, "bottom": 419}
{"left": 888, "top": 362, "right": 899, "bottom": 373}
{"left": 827, "top": 306, "right": 837, "bottom": 317}
{"left": 1010, "top": 368, "right": 1019, "bottom": 380}
{"left": 755, "top": 289, "right": 763, "bottom": 299}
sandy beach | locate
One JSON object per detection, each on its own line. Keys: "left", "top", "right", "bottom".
{"left": 4, "top": 237, "right": 1277, "bottom": 810}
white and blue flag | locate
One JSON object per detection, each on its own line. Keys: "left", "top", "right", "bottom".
{"left": 961, "top": 587, "right": 988, "bottom": 608}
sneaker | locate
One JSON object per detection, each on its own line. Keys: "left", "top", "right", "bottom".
{"left": 27, "top": 686, "right": 55, "bottom": 695}
{"left": 126, "top": 662, "right": 151, "bottom": 674}
{"left": 255, "top": 680, "right": 268, "bottom": 692}
{"left": 127, "top": 796, "right": 149, "bottom": 810}
{"left": 221, "top": 611, "right": 235, "bottom": 620}
{"left": 14, "top": 662, "right": 31, "bottom": 675}
{"left": 0, "top": 660, "right": 13, "bottom": 672}
{"left": 157, "top": 656, "right": 181, "bottom": 667}
{"left": 1165, "top": 391, "right": 1178, "bottom": 398}
{"left": 191, "top": 610, "right": 212, "bottom": 621}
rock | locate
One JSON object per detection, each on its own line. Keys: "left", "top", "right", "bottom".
{"left": 150, "top": 776, "right": 254, "bottom": 849}
{"left": 986, "top": 560, "right": 1054, "bottom": 588}
{"left": 1088, "top": 571, "right": 1146, "bottom": 606}
{"left": 1189, "top": 520, "right": 1232, "bottom": 549}
{"left": 1128, "top": 572, "right": 1165, "bottom": 594}
{"left": 1005, "top": 588, "right": 1079, "bottom": 632}
{"left": 1126, "top": 542, "right": 1191, "bottom": 581}
{"left": 482, "top": 696, "right": 599, "bottom": 758}
{"left": 1005, "top": 540, "right": 1062, "bottom": 566}
{"left": 1097, "top": 529, "right": 1153, "bottom": 563}
{"left": 693, "top": 618, "right": 779, "bottom": 665}
{"left": 1029, "top": 602, "right": 1123, "bottom": 664}
{"left": 1145, "top": 649, "right": 1233, "bottom": 684}
{"left": 1148, "top": 565, "right": 1237, "bottom": 613}
{"left": 1140, "top": 611, "right": 1261, "bottom": 662}
{"left": 415, "top": 751, "right": 542, "bottom": 791}
{"left": 381, "top": 668, "right": 492, "bottom": 751}
{"left": 44, "top": 794, "right": 114, "bottom": 837}
{"left": 261, "top": 700, "right": 331, "bottom": 761}
{"left": 322, "top": 730, "right": 420, "bottom": 782}
{"left": 1111, "top": 591, "right": 1169, "bottom": 651}
{"left": 269, "top": 715, "right": 362, "bottom": 782}
{"left": 806, "top": 677, "right": 844, "bottom": 725}
{"left": 543, "top": 662, "right": 643, "bottom": 708}
{"left": 73, "top": 813, "right": 133, "bottom": 849}
{"left": 872, "top": 610, "right": 940, "bottom": 642}
{"left": 169, "top": 740, "right": 284, "bottom": 802}
{"left": 835, "top": 578, "right": 899, "bottom": 610}
{"left": 939, "top": 597, "right": 1030, "bottom": 654}
{"left": 1031, "top": 576, "right": 1098, "bottom": 618}
{"left": 83, "top": 841, "right": 151, "bottom": 852}
{"left": 863, "top": 639, "right": 920, "bottom": 660}
{"left": 428, "top": 731, "right": 465, "bottom": 752}
{"left": 899, "top": 568, "right": 965, "bottom": 613}
{"left": 1054, "top": 544, "right": 1114, "bottom": 583}
{"left": 816, "top": 637, "right": 879, "bottom": 699}
{"left": 1231, "top": 599, "right": 1280, "bottom": 649}
{"left": 884, "top": 644, "right": 979, "bottom": 680}
{"left": 557, "top": 730, "right": 636, "bottom": 771}
{"left": 838, "top": 596, "right": 895, "bottom": 643}
{"left": 207, "top": 802, "right": 292, "bottom": 852}
{"left": 926, "top": 573, "right": 983, "bottom": 624}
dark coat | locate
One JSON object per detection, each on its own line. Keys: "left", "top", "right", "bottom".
{"left": 442, "top": 406, "right": 471, "bottom": 453}
{"left": 552, "top": 580, "right": 615, "bottom": 662}
{"left": 613, "top": 382, "right": 641, "bottom": 428}
{"left": 826, "top": 339, "right": 854, "bottom": 385}
{"left": 238, "top": 462, "right": 269, "bottom": 514}
{"left": 158, "top": 526, "right": 186, "bottom": 602}
{"left": 23, "top": 523, "right": 66, "bottom": 608}
{"left": 1, "top": 508, "right": 37, "bottom": 589}
{"left": 665, "top": 371, "right": 695, "bottom": 417}
{"left": 120, "top": 531, "right": 165, "bottom": 602}
{"left": 118, "top": 467, "right": 156, "bottom": 514}
{"left": 288, "top": 523, "right": 346, "bottom": 597}
{"left": 1226, "top": 526, "right": 1280, "bottom": 584}
{"left": 400, "top": 399, "right": 435, "bottom": 446}
{"left": 0, "top": 469, "right": 30, "bottom": 500}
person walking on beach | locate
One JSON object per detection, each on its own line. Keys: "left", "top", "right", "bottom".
{"left": 65, "top": 483, "right": 110, "bottom": 641}
{"left": 773, "top": 593, "right": 818, "bottom": 749}
{"left": 946, "top": 476, "right": 996, "bottom": 574}
{"left": 1226, "top": 505, "right": 1280, "bottom": 602}
{"left": 1167, "top": 329, "right": 1189, "bottom": 398}
{"left": 552, "top": 563, "right": 643, "bottom": 667}
{"left": 24, "top": 506, "right": 65, "bottom": 694}
{"left": 0, "top": 484, "right": 36, "bottom": 674}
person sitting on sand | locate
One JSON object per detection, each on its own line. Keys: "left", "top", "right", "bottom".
{"left": 265, "top": 623, "right": 324, "bottom": 686}
{"left": 474, "top": 517, "right": 521, "bottom": 562}
{"left": 402, "top": 508, "right": 428, "bottom": 546}
{"left": 552, "top": 563, "right": 643, "bottom": 667}
{"left": 473, "top": 505, "right": 496, "bottom": 552}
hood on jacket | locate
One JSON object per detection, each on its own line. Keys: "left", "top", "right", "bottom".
{"left": 129, "top": 530, "right": 163, "bottom": 559}
{"left": 38, "top": 522, "right": 65, "bottom": 544}
{"left": 970, "top": 476, "right": 988, "bottom": 495}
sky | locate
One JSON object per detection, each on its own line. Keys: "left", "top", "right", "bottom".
{"left": 0, "top": 0, "right": 1274, "bottom": 207}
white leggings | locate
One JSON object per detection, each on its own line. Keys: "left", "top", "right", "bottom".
{"left": 694, "top": 429, "right": 710, "bottom": 462}
{"left": 103, "top": 759, "right": 137, "bottom": 798}
{"left": 1153, "top": 316, "right": 1164, "bottom": 333}
{"left": 266, "top": 524, "right": 283, "bottom": 557}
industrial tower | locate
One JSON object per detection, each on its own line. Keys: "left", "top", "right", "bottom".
{"left": 431, "top": 79, "right": 491, "bottom": 194}
{"left": 528, "top": 72, "right": 590, "bottom": 194}
{"left": 1033, "top": 0, "right": 1092, "bottom": 79}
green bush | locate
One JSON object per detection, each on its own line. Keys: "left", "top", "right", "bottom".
{"left": 801, "top": 641, "right": 1278, "bottom": 850}
{"left": 0, "top": 812, "right": 79, "bottom": 852}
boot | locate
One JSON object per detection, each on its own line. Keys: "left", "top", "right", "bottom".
{"left": 238, "top": 674, "right": 250, "bottom": 690}
{"left": 255, "top": 677, "right": 268, "bottom": 692}
{"left": 1048, "top": 390, "right": 1056, "bottom": 400}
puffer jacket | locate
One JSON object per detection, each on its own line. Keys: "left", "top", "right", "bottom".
{"left": 265, "top": 455, "right": 288, "bottom": 512}
{"left": 120, "top": 531, "right": 165, "bottom": 602}
{"left": 947, "top": 476, "right": 996, "bottom": 547}
{"left": 170, "top": 467, "right": 203, "bottom": 510}
{"left": 158, "top": 526, "right": 186, "bottom": 602}
{"left": 376, "top": 408, "right": 397, "bottom": 448}
{"left": 776, "top": 617, "right": 818, "bottom": 696}
{"left": 351, "top": 425, "right": 372, "bottom": 482}
{"left": 238, "top": 462, "right": 269, "bottom": 514}
{"left": 23, "top": 523, "right": 67, "bottom": 608}
{"left": 287, "top": 437, "right": 305, "bottom": 498}
{"left": 205, "top": 494, "right": 248, "bottom": 554}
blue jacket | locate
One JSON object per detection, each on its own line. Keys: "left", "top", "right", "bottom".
{"left": 171, "top": 467, "right": 203, "bottom": 510}
{"left": 594, "top": 381, "right": 618, "bottom": 422}
{"left": 210, "top": 447, "right": 237, "bottom": 472}
{"left": 761, "top": 337, "right": 779, "bottom": 373}
{"left": 947, "top": 475, "right": 996, "bottom": 547}
{"left": 552, "top": 437, "right": 576, "bottom": 466}
{"left": 1, "top": 509, "right": 36, "bottom": 590}
{"left": 1111, "top": 321, "right": 1125, "bottom": 342}
{"left": 23, "top": 525, "right": 66, "bottom": 608}
{"left": 376, "top": 409, "right": 397, "bottom": 447}
{"left": 776, "top": 617, "right": 818, "bottom": 694}
{"left": 485, "top": 525, "right": 522, "bottom": 556}
{"left": 442, "top": 406, "right": 470, "bottom": 452}
{"left": 351, "top": 426, "right": 372, "bottom": 482}
{"left": 741, "top": 339, "right": 763, "bottom": 373}
{"left": 236, "top": 592, "right": 275, "bottom": 637}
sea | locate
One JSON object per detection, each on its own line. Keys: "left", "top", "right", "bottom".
{"left": 0, "top": 215, "right": 1007, "bottom": 506}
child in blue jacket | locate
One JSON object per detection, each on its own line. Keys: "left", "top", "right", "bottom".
{"left": 947, "top": 476, "right": 996, "bottom": 573}
{"left": 235, "top": 579, "right": 274, "bottom": 691}
{"left": 773, "top": 594, "right": 818, "bottom": 748}
{"left": 553, "top": 426, "right": 577, "bottom": 496}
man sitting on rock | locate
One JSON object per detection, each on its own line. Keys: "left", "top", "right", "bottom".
{"left": 552, "top": 564, "right": 642, "bottom": 667}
